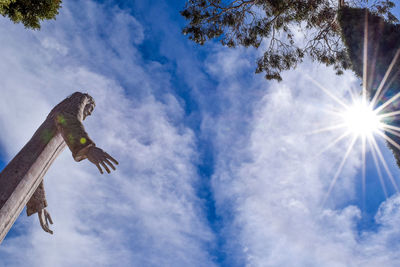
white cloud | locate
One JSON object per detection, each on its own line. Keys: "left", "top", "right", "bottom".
{"left": 0, "top": 1, "right": 214, "bottom": 266}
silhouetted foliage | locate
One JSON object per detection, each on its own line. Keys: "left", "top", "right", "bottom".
{"left": 181, "top": 0, "right": 397, "bottom": 81}
{"left": 339, "top": 6, "right": 400, "bottom": 168}
{"left": 0, "top": 0, "right": 62, "bottom": 29}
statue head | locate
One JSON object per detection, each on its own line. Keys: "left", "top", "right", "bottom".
{"left": 49, "top": 92, "right": 96, "bottom": 121}
{"left": 82, "top": 94, "right": 95, "bottom": 120}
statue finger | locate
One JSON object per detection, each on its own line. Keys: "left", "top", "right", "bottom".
{"left": 39, "top": 220, "right": 47, "bottom": 232}
{"left": 43, "top": 223, "right": 53, "bottom": 235}
{"left": 105, "top": 152, "right": 119, "bottom": 165}
{"left": 45, "top": 211, "right": 54, "bottom": 225}
{"left": 39, "top": 213, "right": 46, "bottom": 229}
{"left": 104, "top": 158, "right": 116, "bottom": 171}
{"left": 100, "top": 161, "right": 111, "bottom": 173}
{"left": 44, "top": 225, "right": 53, "bottom": 235}
{"left": 95, "top": 163, "right": 103, "bottom": 174}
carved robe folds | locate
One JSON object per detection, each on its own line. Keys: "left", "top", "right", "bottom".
{"left": 26, "top": 111, "right": 95, "bottom": 215}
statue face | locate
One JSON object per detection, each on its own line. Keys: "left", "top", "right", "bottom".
{"left": 83, "top": 96, "right": 95, "bottom": 120}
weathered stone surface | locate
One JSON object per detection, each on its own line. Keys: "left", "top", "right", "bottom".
{"left": 0, "top": 92, "right": 118, "bottom": 243}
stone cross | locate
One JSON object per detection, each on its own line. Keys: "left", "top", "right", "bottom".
{"left": 0, "top": 92, "right": 118, "bottom": 243}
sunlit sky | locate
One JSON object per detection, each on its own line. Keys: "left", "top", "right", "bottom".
{"left": 1, "top": 1, "right": 400, "bottom": 266}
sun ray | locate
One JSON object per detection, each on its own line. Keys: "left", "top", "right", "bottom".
{"left": 311, "top": 107, "right": 347, "bottom": 117}
{"left": 378, "top": 110, "right": 400, "bottom": 119}
{"left": 362, "top": 9, "right": 369, "bottom": 101}
{"left": 381, "top": 123, "right": 400, "bottom": 135}
{"left": 377, "top": 130, "right": 400, "bottom": 151}
{"left": 374, "top": 92, "right": 400, "bottom": 114}
{"left": 347, "top": 85, "right": 359, "bottom": 104}
{"left": 381, "top": 127, "right": 400, "bottom": 139}
{"left": 323, "top": 136, "right": 357, "bottom": 206}
{"left": 368, "top": 137, "right": 388, "bottom": 198}
{"left": 369, "top": 135, "right": 400, "bottom": 192}
{"left": 306, "top": 74, "right": 349, "bottom": 109}
{"left": 366, "top": 22, "right": 381, "bottom": 96}
{"left": 306, "top": 123, "right": 347, "bottom": 135}
{"left": 379, "top": 66, "right": 400, "bottom": 102}
{"left": 370, "top": 48, "right": 400, "bottom": 108}
{"left": 361, "top": 135, "right": 367, "bottom": 207}
{"left": 316, "top": 131, "right": 351, "bottom": 157}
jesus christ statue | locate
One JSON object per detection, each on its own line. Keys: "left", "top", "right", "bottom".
{"left": 0, "top": 92, "right": 118, "bottom": 242}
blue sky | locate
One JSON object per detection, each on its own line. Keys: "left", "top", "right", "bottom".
{"left": 1, "top": 0, "right": 400, "bottom": 266}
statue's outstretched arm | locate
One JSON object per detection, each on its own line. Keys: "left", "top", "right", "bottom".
{"left": 55, "top": 112, "right": 118, "bottom": 174}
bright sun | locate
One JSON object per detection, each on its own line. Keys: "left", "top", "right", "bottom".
{"left": 307, "top": 73, "right": 400, "bottom": 204}
{"left": 342, "top": 99, "right": 382, "bottom": 137}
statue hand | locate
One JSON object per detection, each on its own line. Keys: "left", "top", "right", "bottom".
{"left": 87, "top": 146, "right": 119, "bottom": 174}
{"left": 38, "top": 209, "right": 53, "bottom": 235}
